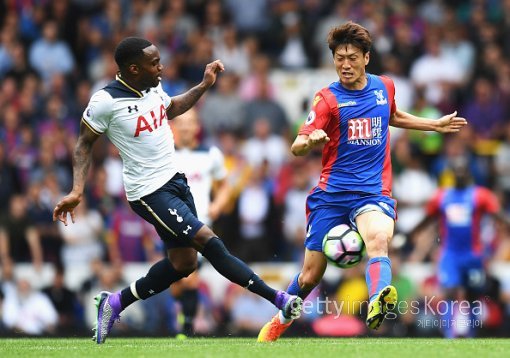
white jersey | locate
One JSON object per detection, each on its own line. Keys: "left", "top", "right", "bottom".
{"left": 82, "top": 77, "right": 177, "bottom": 201}
{"left": 174, "top": 145, "right": 227, "bottom": 225}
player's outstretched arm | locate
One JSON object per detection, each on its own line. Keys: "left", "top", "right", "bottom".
{"left": 390, "top": 109, "right": 467, "bottom": 133}
{"left": 53, "top": 121, "right": 100, "bottom": 225}
{"left": 166, "top": 60, "right": 225, "bottom": 119}
{"left": 291, "top": 129, "right": 330, "bottom": 156}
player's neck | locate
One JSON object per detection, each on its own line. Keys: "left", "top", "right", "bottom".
{"left": 340, "top": 74, "right": 368, "bottom": 91}
{"left": 117, "top": 73, "right": 148, "bottom": 92}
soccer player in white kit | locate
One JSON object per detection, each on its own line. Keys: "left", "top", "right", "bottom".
{"left": 52, "top": 37, "right": 302, "bottom": 344}
{"left": 170, "top": 107, "right": 232, "bottom": 336}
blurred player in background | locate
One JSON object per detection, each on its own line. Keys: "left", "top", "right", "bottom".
{"left": 171, "top": 107, "right": 232, "bottom": 336}
{"left": 52, "top": 37, "right": 302, "bottom": 344}
{"left": 410, "top": 157, "right": 510, "bottom": 338}
{"left": 258, "top": 22, "right": 467, "bottom": 342}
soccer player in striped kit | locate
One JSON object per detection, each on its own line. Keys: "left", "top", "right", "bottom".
{"left": 410, "top": 157, "right": 510, "bottom": 338}
{"left": 53, "top": 37, "right": 302, "bottom": 344}
{"left": 258, "top": 22, "right": 467, "bottom": 341}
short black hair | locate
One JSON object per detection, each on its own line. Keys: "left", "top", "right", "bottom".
{"left": 114, "top": 37, "right": 153, "bottom": 69}
{"left": 328, "top": 21, "right": 372, "bottom": 55}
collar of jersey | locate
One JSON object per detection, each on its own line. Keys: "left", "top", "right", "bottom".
{"left": 116, "top": 74, "right": 145, "bottom": 98}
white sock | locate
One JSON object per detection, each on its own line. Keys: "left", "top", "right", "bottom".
{"left": 278, "top": 310, "right": 293, "bottom": 324}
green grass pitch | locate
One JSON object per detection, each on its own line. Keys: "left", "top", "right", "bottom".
{"left": 0, "top": 338, "right": 509, "bottom": 357}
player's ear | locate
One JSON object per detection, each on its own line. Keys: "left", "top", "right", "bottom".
{"left": 364, "top": 51, "right": 370, "bottom": 66}
{"left": 128, "top": 63, "right": 139, "bottom": 75}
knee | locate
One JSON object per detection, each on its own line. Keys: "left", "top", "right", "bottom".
{"left": 299, "top": 271, "right": 322, "bottom": 291}
{"left": 365, "top": 232, "right": 390, "bottom": 258}
{"left": 192, "top": 226, "right": 217, "bottom": 251}
{"left": 173, "top": 260, "right": 198, "bottom": 277}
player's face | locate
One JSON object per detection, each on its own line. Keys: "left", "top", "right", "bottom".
{"left": 333, "top": 44, "right": 369, "bottom": 90}
{"left": 136, "top": 45, "right": 163, "bottom": 89}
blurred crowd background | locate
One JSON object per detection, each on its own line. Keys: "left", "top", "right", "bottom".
{"left": 2, "top": 0, "right": 510, "bottom": 338}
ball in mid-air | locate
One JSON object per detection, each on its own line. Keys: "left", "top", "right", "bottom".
{"left": 322, "top": 224, "right": 366, "bottom": 268}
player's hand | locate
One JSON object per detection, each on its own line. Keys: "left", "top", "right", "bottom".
{"left": 202, "top": 60, "right": 225, "bottom": 89}
{"left": 435, "top": 111, "right": 468, "bottom": 133}
{"left": 307, "top": 129, "right": 330, "bottom": 147}
{"left": 52, "top": 192, "right": 82, "bottom": 225}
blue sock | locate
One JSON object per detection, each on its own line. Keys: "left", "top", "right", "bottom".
{"left": 365, "top": 257, "right": 392, "bottom": 302}
{"left": 287, "top": 273, "right": 312, "bottom": 299}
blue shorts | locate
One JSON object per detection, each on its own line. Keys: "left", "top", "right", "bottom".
{"left": 129, "top": 173, "right": 204, "bottom": 250}
{"left": 438, "top": 250, "right": 485, "bottom": 291}
{"left": 304, "top": 188, "right": 397, "bottom": 252}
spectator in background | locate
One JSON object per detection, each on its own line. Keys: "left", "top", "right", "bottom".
{"left": 382, "top": 54, "right": 415, "bottom": 112}
{"left": 2, "top": 277, "right": 58, "bottom": 335}
{"left": 8, "top": 125, "right": 38, "bottom": 192}
{"left": 461, "top": 76, "right": 506, "bottom": 140}
{"left": 243, "top": 75, "right": 289, "bottom": 136}
{"left": 42, "top": 265, "right": 83, "bottom": 334}
{"left": 0, "top": 104, "right": 21, "bottom": 155}
{"left": 0, "top": 143, "right": 18, "bottom": 216}
{"left": 235, "top": 162, "right": 277, "bottom": 262}
{"left": 407, "top": 90, "right": 444, "bottom": 165}
{"left": 57, "top": 198, "right": 104, "bottom": 270}
{"left": 213, "top": 24, "right": 250, "bottom": 76}
{"left": 85, "top": 167, "right": 117, "bottom": 225}
{"left": 225, "top": 0, "right": 270, "bottom": 38}
{"left": 440, "top": 24, "right": 475, "bottom": 81}
{"left": 200, "top": 71, "right": 245, "bottom": 138}
{"left": 26, "top": 180, "right": 62, "bottom": 265}
{"left": 0, "top": 195, "right": 43, "bottom": 270}
{"left": 388, "top": 23, "right": 420, "bottom": 77}
{"left": 241, "top": 117, "right": 288, "bottom": 177}
{"left": 494, "top": 122, "right": 510, "bottom": 211}
{"left": 0, "top": 24, "right": 18, "bottom": 78}
{"left": 282, "top": 158, "right": 314, "bottom": 261}
{"left": 392, "top": 137, "right": 437, "bottom": 238}
{"left": 160, "top": 58, "right": 188, "bottom": 97}
{"left": 239, "top": 53, "right": 275, "bottom": 101}
{"left": 28, "top": 20, "right": 74, "bottom": 87}
{"left": 409, "top": 32, "right": 464, "bottom": 106}
{"left": 106, "top": 198, "right": 158, "bottom": 264}
{"left": 276, "top": 11, "right": 309, "bottom": 70}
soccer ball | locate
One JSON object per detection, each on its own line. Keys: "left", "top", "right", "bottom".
{"left": 322, "top": 224, "right": 366, "bottom": 268}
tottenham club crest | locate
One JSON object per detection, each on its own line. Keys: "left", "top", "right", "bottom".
{"left": 374, "top": 90, "right": 387, "bottom": 105}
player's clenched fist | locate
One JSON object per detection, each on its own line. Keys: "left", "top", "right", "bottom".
{"left": 308, "top": 129, "right": 330, "bottom": 147}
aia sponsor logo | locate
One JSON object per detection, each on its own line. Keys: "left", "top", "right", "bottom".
{"left": 133, "top": 104, "right": 168, "bottom": 137}
{"left": 348, "top": 118, "right": 372, "bottom": 140}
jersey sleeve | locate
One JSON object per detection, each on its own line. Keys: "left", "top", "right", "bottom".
{"left": 475, "top": 187, "right": 500, "bottom": 214}
{"left": 210, "top": 146, "right": 227, "bottom": 181}
{"left": 379, "top": 75, "right": 397, "bottom": 115}
{"left": 425, "top": 190, "right": 443, "bottom": 216}
{"left": 298, "top": 91, "right": 333, "bottom": 136}
{"left": 82, "top": 90, "right": 113, "bottom": 134}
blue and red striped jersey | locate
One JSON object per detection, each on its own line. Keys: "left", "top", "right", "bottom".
{"left": 426, "top": 186, "right": 500, "bottom": 254}
{"left": 299, "top": 74, "right": 396, "bottom": 196}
